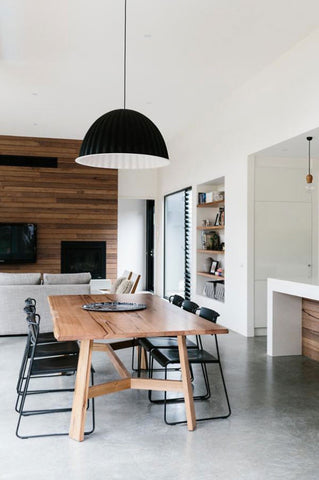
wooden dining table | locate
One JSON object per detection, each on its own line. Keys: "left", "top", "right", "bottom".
{"left": 48, "top": 293, "right": 229, "bottom": 442}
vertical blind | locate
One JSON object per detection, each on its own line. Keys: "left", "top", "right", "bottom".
{"left": 164, "top": 187, "right": 192, "bottom": 300}
{"left": 184, "top": 188, "right": 192, "bottom": 300}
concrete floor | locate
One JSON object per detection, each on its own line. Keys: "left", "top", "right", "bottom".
{"left": 1, "top": 332, "right": 319, "bottom": 480}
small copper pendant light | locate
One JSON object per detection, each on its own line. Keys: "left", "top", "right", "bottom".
{"left": 306, "top": 136, "right": 314, "bottom": 191}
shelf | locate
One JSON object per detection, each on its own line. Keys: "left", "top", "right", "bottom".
{"left": 197, "top": 200, "right": 224, "bottom": 208}
{"left": 197, "top": 225, "right": 224, "bottom": 231}
{"left": 197, "top": 249, "right": 224, "bottom": 254}
{"left": 197, "top": 271, "right": 225, "bottom": 280}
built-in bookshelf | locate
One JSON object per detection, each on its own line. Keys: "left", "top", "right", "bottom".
{"left": 196, "top": 178, "right": 225, "bottom": 303}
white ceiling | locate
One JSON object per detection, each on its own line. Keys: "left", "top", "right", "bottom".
{"left": 1, "top": 0, "right": 319, "bottom": 143}
{"left": 255, "top": 127, "right": 319, "bottom": 159}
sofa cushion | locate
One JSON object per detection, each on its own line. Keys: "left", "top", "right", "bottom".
{"left": 43, "top": 272, "right": 91, "bottom": 285}
{"left": 116, "top": 279, "right": 133, "bottom": 294}
{"left": 0, "top": 273, "right": 41, "bottom": 285}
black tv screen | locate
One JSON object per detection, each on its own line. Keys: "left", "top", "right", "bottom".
{"left": 0, "top": 224, "right": 37, "bottom": 264}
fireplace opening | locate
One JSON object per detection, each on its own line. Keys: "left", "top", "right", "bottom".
{"left": 61, "top": 241, "right": 106, "bottom": 279}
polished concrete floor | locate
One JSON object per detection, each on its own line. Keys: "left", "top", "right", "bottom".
{"left": 1, "top": 332, "right": 319, "bottom": 480}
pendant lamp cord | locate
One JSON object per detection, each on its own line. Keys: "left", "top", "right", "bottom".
{"left": 307, "top": 136, "right": 313, "bottom": 175}
{"left": 123, "top": 0, "right": 127, "bottom": 109}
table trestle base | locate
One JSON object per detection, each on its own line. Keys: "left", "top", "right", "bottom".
{"left": 70, "top": 337, "right": 196, "bottom": 441}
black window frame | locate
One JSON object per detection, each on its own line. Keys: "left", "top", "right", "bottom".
{"left": 163, "top": 186, "right": 192, "bottom": 300}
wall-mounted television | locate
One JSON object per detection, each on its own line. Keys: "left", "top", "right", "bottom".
{"left": 0, "top": 224, "right": 37, "bottom": 264}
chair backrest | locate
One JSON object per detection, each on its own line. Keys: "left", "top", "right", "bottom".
{"left": 24, "top": 305, "right": 36, "bottom": 315}
{"left": 168, "top": 294, "right": 184, "bottom": 307}
{"left": 182, "top": 300, "right": 199, "bottom": 314}
{"left": 122, "top": 270, "right": 132, "bottom": 280}
{"left": 25, "top": 297, "right": 36, "bottom": 307}
{"left": 198, "top": 306, "right": 220, "bottom": 324}
{"left": 25, "top": 312, "right": 40, "bottom": 345}
{"left": 130, "top": 273, "right": 141, "bottom": 294}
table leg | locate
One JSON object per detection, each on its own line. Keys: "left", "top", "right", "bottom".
{"left": 177, "top": 335, "right": 196, "bottom": 431}
{"left": 140, "top": 347, "right": 148, "bottom": 370}
{"left": 69, "top": 339, "right": 93, "bottom": 441}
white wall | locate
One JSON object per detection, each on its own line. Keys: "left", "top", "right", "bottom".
{"left": 155, "top": 28, "right": 319, "bottom": 336}
{"left": 118, "top": 170, "right": 157, "bottom": 199}
{"left": 117, "top": 199, "right": 146, "bottom": 291}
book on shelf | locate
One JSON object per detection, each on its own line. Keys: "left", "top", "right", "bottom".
{"left": 205, "top": 191, "right": 213, "bottom": 203}
{"left": 198, "top": 192, "right": 206, "bottom": 204}
{"left": 198, "top": 191, "right": 225, "bottom": 205}
{"left": 219, "top": 206, "right": 225, "bottom": 226}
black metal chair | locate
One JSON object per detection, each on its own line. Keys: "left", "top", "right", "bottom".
{"left": 168, "top": 294, "right": 185, "bottom": 307}
{"left": 181, "top": 299, "right": 199, "bottom": 314}
{"left": 148, "top": 306, "right": 231, "bottom": 425}
{"left": 131, "top": 294, "right": 186, "bottom": 371}
{"left": 16, "top": 304, "right": 79, "bottom": 405}
{"left": 136, "top": 297, "right": 199, "bottom": 375}
{"left": 16, "top": 312, "right": 95, "bottom": 439}
{"left": 25, "top": 298, "right": 57, "bottom": 344}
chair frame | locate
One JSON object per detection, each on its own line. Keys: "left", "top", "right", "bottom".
{"left": 16, "top": 313, "right": 95, "bottom": 439}
{"left": 16, "top": 305, "right": 78, "bottom": 404}
{"left": 135, "top": 298, "right": 199, "bottom": 377}
{"left": 131, "top": 294, "right": 186, "bottom": 373}
{"left": 130, "top": 273, "right": 141, "bottom": 293}
{"left": 148, "top": 307, "right": 231, "bottom": 425}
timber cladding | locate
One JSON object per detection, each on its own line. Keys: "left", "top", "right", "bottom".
{"left": 0, "top": 135, "right": 117, "bottom": 279}
{"left": 302, "top": 298, "right": 319, "bottom": 362}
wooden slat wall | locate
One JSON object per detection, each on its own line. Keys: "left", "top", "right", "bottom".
{"left": 302, "top": 298, "right": 319, "bottom": 361}
{"left": 0, "top": 135, "right": 117, "bottom": 279}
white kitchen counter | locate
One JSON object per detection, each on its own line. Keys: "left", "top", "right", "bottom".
{"left": 267, "top": 278, "right": 319, "bottom": 356}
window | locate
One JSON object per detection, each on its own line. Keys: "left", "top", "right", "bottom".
{"left": 164, "top": 187, "right": 192, "bottom": 299}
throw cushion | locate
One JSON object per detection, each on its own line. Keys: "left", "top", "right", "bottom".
{"left": 116, "top": 279, "right": 133, "bottom": 294}
{"left": 110, "top": 276, "right": 126, "bottom": 294}
{"left": 0, "top": 273, "right": 41, "bottom": 285}
{"left": 43, "top": 272, "right": 91, "bottom": 285}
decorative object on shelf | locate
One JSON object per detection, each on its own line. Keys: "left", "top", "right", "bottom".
{"left": 220, "top": 242, "right": 225, "bottom": 251}
{"left": 209, "top": 231, "right": 221, "bottom": 251}
{"left": 203, "top": 281, "right": 215, "bottom": 299}
{"left": 204, "top": 257, "right": 213, "bottom": 273}
{"left": 201, "top": 231, "right": 207, "bottom": 249}
{"left": 214, "top": 212, "right": 220, "bottom": 226}
{"left": 82, "top": 302, "right": 147, "bottom": 312}
{"left": 215, "top": 283, "right": 225, "bottom": 302}
{"left": 213, "top": 191, "right": 224, "bottom": 202}
{"left": 219, "top": 206, "right": 225, "bottom": 226}
{"left": 305, "top": 136, "right": 314, "bottom": 191}
{"left": 210, "top": 260, "right": 219, "bottom": 274}
{"left": 75, "top": 0, "right": 169, "bottom": 170}
{"left": 215, "top": 267, "right": 224, "bottom": 277}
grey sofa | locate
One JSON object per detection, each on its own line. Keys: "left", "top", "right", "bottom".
{"left": 0, "top": 272, "right": 91, "bottom": 335}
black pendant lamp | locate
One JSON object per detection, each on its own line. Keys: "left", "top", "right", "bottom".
{"left": 76, "top": 0, "right": 169, "bottom": 169}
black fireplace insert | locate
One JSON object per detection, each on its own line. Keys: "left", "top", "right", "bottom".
{"left": 61, "top": 241, "right": 106, "bottom": 279}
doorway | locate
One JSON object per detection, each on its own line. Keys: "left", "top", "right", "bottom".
{"left": 248, "top": 131, "right": 318, "bottom": 336}
{"left": 145, "top": 200, "right": 155, "bottom": 292}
